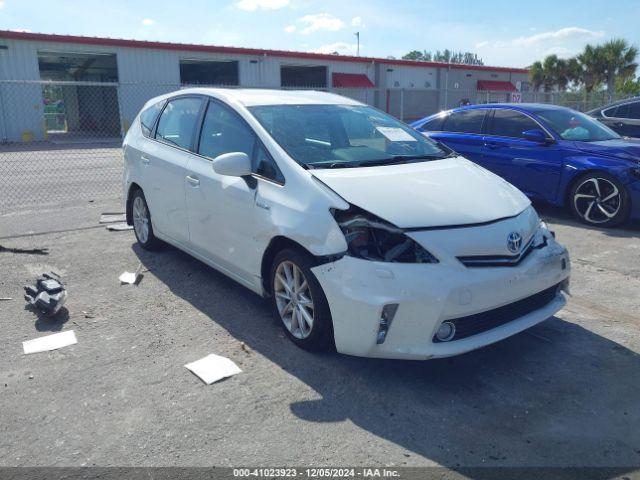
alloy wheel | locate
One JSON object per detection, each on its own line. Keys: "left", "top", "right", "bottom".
{"left": 573, "top": 177, "right": 621, "bottom": 224}
{"left": 273, "top": 260, "right": 315, "bottom": 339}
{"left": 132, "top": 196, "right": 150, "bottom": 243}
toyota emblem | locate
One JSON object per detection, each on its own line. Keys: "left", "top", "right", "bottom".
{"left": 507, "top": 231, "right": 523, "bottom": 254}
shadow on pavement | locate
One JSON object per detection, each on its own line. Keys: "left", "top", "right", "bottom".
{"left": 134, "top": 242, "right": 640, "bottom": 474}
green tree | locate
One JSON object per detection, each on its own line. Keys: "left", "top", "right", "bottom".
{"left": 529, "top": 55, "right": 579, "bottom": 92}
{"left": 402, "top": 49, "right": 483, "bottom": 65}
{"left": 599, "top": 38, "right": 638, "bottom": 98}
{"left": 529, "top": 60, "right": 546, "bottom": 91}
{"left": 616, "top": 76, "right": 640, "bottom": 95}
{"left": 576, "top": 44, "right": 605, "bottom": 94}
{"left": 402, "top": 50, "right": 425, "bottom": 61}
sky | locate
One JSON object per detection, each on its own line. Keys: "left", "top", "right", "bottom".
{"left": 0, "top": 0, "right": 638, "bottom": 68}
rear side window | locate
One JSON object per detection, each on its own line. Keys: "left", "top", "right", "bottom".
{"left": 489, "top": 109, "right": 540, "bottom": 139}
{"left": 442, "top": 109, "right": 486, "bottom": 134}
{"left": 155, "top": 97, "right": 203, "bottom": 150}
{"left": 140, "top": 100, "right": 165, "bottom": 137}
{"left": 603, "top": 106, "right": 619, "bottom": 118}
{"left": 418, "top": 115, "right": 445, "bottom": 132}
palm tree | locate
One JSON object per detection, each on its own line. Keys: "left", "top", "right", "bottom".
{"left": 530, "top": 55, "right": 575, "bottom": 92}
{"left": 577, "top": 44, "right": 605, "bottom": 95}
{"left": 529, "top": 61, "right": 546, "bottom": 91}
{"left": 599, "top": 38, "right": 638, "bottom": 99}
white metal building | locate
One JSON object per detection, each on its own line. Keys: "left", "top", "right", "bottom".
{"left": 0, "top": 30, "right": 530, "bottom": 143}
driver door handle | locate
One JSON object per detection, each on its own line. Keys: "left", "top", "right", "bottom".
{"left": 141, "top": 155, "right": 151, "bottom": 165}
{"left": 186, "top": 175, "right": 200, "bottom": 187}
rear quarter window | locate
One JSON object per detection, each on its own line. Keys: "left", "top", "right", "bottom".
{"left": 140, "top": 100, "right": 165, "bottom": 137}
{"left": 417, "top": 115, "right": 445, "bottom": 132}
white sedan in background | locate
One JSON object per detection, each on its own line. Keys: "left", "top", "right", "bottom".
{"left": 123, "top": 88, "right": 570, "bottom": 360}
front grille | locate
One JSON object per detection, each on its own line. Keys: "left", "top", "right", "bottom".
{"left": 433, "top": 283, "right": 560, "bottom": 342}
{"left": 457, "top": 237, "right": 546, "bottom": 268}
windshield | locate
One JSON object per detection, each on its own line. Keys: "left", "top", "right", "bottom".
{"left": 534, "top": 109, "right": 621, "bottom": 142}
{"left": 249, "top": 104, "right": 450, "bottom": 168}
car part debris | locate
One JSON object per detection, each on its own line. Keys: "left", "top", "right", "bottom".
{"left": 119, "top": 263, "right": 143, "bottom": 284}
{"left": 24, "top": 272, "right": 67, "bottom": 317}
{"left": 0, "top": 244, "right": 49, "bottom": 255}
{"left": 23, "top": 330, "right": 77, "bottom": 354}
{"left": 106, "top": 223, "right": 133, "bottom": 231}
{"left": 331, "top": 205, "right": 438, "bottom": 264}
{"left": 240, "top": 342, "right": 252, "bottom": 354}
{"left": 99, "top": 213, "right": 127, "bottom": 224}
{"left": 184, "top": 354, "right": 242, "bottom": 385}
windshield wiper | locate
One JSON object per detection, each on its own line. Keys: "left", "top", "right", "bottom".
{"left": 358, "top": 154, "right": 448, "bottom": 167}
{"left": 304, "top": 161, "right": 360, "bottom": 169}
{"left": 305, "top": 153, "right": 449, "bottom": 170}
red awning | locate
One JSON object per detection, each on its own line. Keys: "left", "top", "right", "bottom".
{"left": 332, "top": 73, "right": 375, "bottom": 88}
{"left": 477, "top": 80, "right": 517, "bottom": 92}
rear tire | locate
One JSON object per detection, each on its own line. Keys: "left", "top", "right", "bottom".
{"left": 269, "top": 249, "right": 334, "bottom": 352}
{"left": 568, "top": 172, "right": 630, "bottom": 227}
{"left": 131, "top": 189, "right": 161, "bottom": 250}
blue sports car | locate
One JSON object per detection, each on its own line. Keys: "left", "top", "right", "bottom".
{"left": 411, "top": 104, "right": 640, "bottom": 227}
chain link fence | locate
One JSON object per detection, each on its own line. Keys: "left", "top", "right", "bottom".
{"left": 0, "top": 79, "right": 634, "bottom": 220}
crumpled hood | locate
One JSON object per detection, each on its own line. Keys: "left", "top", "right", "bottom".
{"left": 572, "top": 138, "right": 640, "bottom": 162}
{"left": 311, "top": 157, "right": 530, "bottom": 229}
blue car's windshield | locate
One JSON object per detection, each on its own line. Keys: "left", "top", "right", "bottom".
{"left": 534, "top": 109, "right": 620, "bottom": 142}
{"left": 249, "top": 104, "right": 450, "bottom": 169}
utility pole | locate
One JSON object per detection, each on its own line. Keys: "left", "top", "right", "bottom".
{"left": 354, "top": 32, "right": 360, "bottom": 56}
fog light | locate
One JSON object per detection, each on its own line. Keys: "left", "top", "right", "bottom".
{"left": 376, "top": 304, "right": 399, "bottom": 344}
{"left": 436, "top": 321, "right": 456, "bottom": 342}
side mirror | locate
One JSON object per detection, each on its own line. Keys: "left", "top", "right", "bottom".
{"left": 212, "top": 152, "right": 252, "bottom": 177}
{"left": 522, "top": 129, "right": 552, "bottom": 144}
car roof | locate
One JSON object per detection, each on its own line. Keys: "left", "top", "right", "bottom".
{"left": 453, "top": 103, "right": 569, "bottom": 113}
{"left": 159, "top": 87, "right": 364, "bottom": 107}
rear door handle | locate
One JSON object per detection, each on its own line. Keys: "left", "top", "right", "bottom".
{"left": 186, "top": 175, "right": 200, "bottom": 187}
{"left": 141, "top": 155, "right": 151, "bottom": 165}
{"left": 485, "top": 141, "right": 501, "bottom": 149}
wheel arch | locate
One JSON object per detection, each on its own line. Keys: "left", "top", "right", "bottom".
{"left": 260, "top": 235, "right": 344, "bottom": 296}
{"left": 125, "top": 182, "right": 143, "bottom": 226}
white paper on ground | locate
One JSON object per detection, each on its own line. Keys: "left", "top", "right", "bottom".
{"left": 106, "top": 223, "right": 133, "bottom": 231}
{"left": 99, "top": 213, "right": 126, "bottom": 224}
{"left": 23, "top": 330, "right": 77, "bottom": 354}
{"left": 119, "top": 263, "right": 142, "bottom": 284}
{"left": 376, "top": 126, "right": 417, "bottom": 142}
{"left": 185, "top": 354, "right": 242, "bottom": 384}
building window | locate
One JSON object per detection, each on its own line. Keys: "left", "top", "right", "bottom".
{"left": 179, "top": 59, "right": 239, "bottom": 86}
{"left": 281, "top": 65, "right": 327, "bottom": 88}
{"left": 38, "top": 51, "right": 118, "bottom": 82}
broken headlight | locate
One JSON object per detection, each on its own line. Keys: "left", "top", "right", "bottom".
{"left": 332, "top": 206, "right": 438, "bottom": 264}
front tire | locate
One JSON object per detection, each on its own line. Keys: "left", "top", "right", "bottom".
{"left": 569, "top": 173, "right": 630, "bottom": 227}
{"left": 131, "top": 189, "right": 161, "bottom": 250}
{"left": 269, "top": 249, "right": 334, "bottom": 352}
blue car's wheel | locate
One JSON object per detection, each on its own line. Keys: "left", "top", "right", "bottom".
{"left": 569, "top": 173, "right": 630, "bottom": 227}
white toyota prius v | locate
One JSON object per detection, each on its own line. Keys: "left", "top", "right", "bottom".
{"left": 123, "top": 88, "right": 570, "bottom": 360}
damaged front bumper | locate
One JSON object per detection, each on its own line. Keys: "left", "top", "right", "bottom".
{"left": 311, "top": 237, "right": 570, "bottom": 360}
